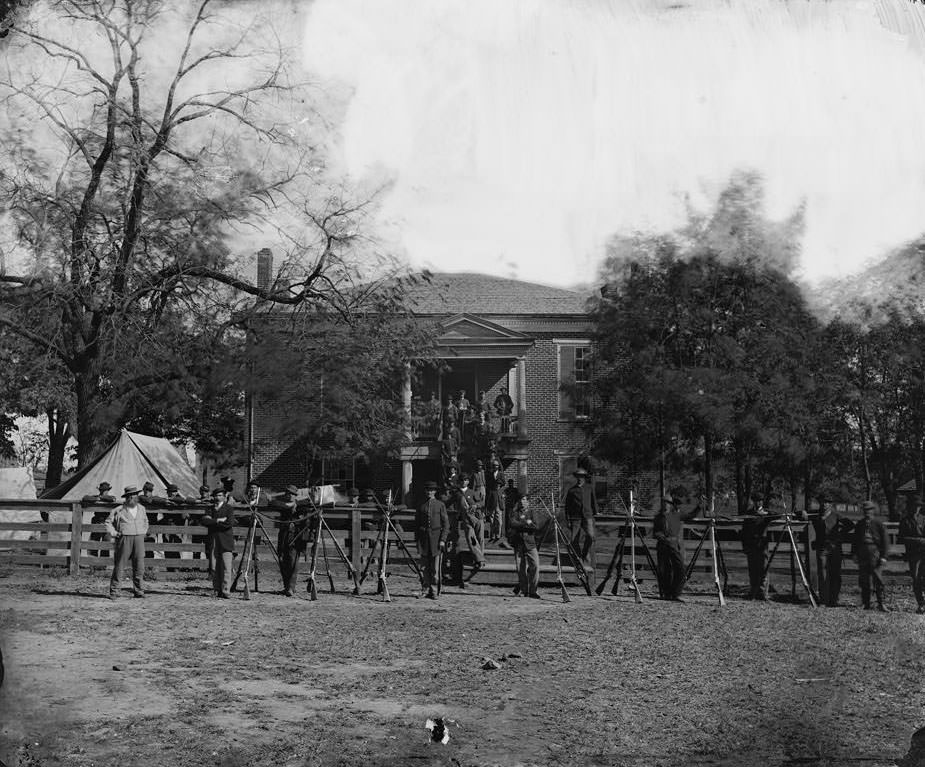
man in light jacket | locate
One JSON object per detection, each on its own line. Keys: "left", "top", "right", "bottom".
{"left": 105, "top": 486, "right": 149, "bottom": 599}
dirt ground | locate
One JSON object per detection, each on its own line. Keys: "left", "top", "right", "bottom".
{"left": 0, "top": 565, "right": 924, "bottom": 767}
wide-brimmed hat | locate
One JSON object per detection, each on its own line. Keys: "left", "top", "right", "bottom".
{"left": 142, "top": 481, "right": 154, "bottom": 491}
{"left": 122, "top": 486, "right": 140, "bottom": 498}
{"left": 285, "top": 484, "right": 299, "bottom": 495}
{"left": 423, "top": 480, "right": 438, "bottom": 491}
{"left": 862, "top": 500, "right": 878, "bottom": 513}
{"left": 573, "top": 468, "right": 590, "bottom": 478}
{"left": 98, "top": 481, "right": 112, "bottom": 491}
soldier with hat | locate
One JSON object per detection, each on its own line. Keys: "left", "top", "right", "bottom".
{"left": 104, "top": 486, "right": 149, "bottom": 599}
{"left": 853, "top": 500, "right": 890, "bottom": 611}
{"left": 162, "top": 483, "right": 194, "bottom": 559}
{"left": 270, "top": 484, "right": 311, "bottom": 597}
{"left": 485, "top": 458, "right": 505, "bottom": 543}
{"left": 509, "top": 491, "right": 541, "bottom": 599}
{"left": 564, "top": 467, "right": 598, "bottom": 567}
{"left": 740, "top": 496, "right": 775, "bottom": 601}
{"left": 201, "top": 488, "right": 238, "bottom": 598}
{"left": 810, "top": 493, "right": 854, "bottom": 607}
{"left": 652, "top": 495, "right": 698, "bottom": 601}
{"left": 898, "top": 494, "right": 925, "bottom": 613}
{"left": 83, "top": 482, "right": 116, "bottom": 558}
{"left": 415, "top": 480, "right": 449, "bottom": 599}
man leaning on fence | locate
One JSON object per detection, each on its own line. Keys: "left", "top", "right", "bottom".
{"left": 653, "top": 494, "right": 698, "bottom": 601}
{"left": 899, "top": 494, "right": 925, "bottom": 614}
{"left": 83, "top": 481, "right": 116, "bottom": 558}
{"left": 810, "top": 494, "right": 854, "bottom": 607}
{"left": 105, "top": 486, "right": 149, "bottom": 600}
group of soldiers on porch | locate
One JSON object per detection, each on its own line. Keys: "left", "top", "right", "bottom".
{"left": 84, "top": 469, "right": 925, "bottom": 612}
{"left": 416, "top": 386, "right": 516, "bottom": 442}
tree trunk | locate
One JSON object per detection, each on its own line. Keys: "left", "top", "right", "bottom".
{"left": 858, "top": 405, "right": 872, "bottom": 501}
{"left": 703, "top": 431, "right": 714, "bottom": 501}
{"left": 74, "top": 369, "right": 100, "bottom": 469}
{"left": 45, "top": 408, "right": 69, "bottom": 488}
{"left": 734, "top": 440, "right": 744, "bottom": 515}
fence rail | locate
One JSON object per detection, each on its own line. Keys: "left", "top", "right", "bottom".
{"left": 0, "top": 500, "right": 913, "bottom": 587}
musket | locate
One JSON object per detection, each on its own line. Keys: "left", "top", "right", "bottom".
{"left": 377, "top": 490, "right": 392, "bottom": 602}
{"left": 596, "top": 493, "right": 631, "bottom": 596}
{"left": 627, "top": 489, "right": 643, "bottom": 603}
{"left": 551, "top": 492, "right": 571, "bottom": 603}
{"left": 541, "top": 496, "right": 593, "bottom": 597}
{"left": 305, "top": 496, "right": 323, "bottom": 601}
{"left": 708, "top": 493, "right": 726, "bottom": 606}
{"left": 231, "top": 487, "right": 260, "bottom": 598}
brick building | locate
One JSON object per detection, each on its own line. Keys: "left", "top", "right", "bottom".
{"left": 247, "top": 272, "right": 609, "bottom": 505}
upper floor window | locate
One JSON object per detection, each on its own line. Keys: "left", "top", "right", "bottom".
{"left": 557, "top": 342, "right": 592, "bottom": 420}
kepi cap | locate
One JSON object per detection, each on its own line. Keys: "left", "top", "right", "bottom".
{"left": 423, "top": 480, "right": 438, "bottom": 491}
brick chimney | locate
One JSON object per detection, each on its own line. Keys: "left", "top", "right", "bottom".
{"left": 256, "top": 248, "right": 273, "bottom": 290}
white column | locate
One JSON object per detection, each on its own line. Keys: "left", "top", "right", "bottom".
{"left": 516, "top": 357, "right": 528, "bottom": 439}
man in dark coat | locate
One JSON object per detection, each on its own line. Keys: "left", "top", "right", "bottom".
{"left": 509, "top": 493, "right": 540, "bottom": 599}
{"left": 415, "top": 481, "right": 449, "bottom": 599}
{"left": 271, "top": 485, "right": 310, "bottom": 597}
{"left": 810, "top": 494, "right": 855, "bottom": 607}
{"left": 899, "top": 494, "right": 925, "bottom": 614}
{"left": 740, "top": 498, "right": 775, "bottom": 601}
{"left": 485, "top": 459, "right": 505, "bottom": 543}
{"left": 564, "top": 468, "right": 597, "bottom": 565}
{"left": 852, "top": 499, "right": 890, "bottom": 612}
{"left": 83, "top": 481, "right": 116, "bottom": 558}
{"left": 201, "top": 488, "right": 237, "bottom": 598}
{"left": 652, "top": 495, "right": 698, "bottom": 601}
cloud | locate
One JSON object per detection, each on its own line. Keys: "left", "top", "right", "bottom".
{"left": 304, "top": 0, "right": 925, "bottom": 286}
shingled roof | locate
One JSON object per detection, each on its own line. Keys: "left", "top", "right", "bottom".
{"left": 406, "top": 272, "right": 590, "bottom": 315}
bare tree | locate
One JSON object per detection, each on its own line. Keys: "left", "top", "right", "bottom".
{"left": 0, "top": 0, "right": 413, "bottom": 474}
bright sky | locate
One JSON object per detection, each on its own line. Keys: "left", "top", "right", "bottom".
{"left": 302, "top": 0, "right": 925, "bottom": 288}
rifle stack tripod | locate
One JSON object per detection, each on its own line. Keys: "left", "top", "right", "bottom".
{"left": 595, "top": 490, "right": 658, "bottom": 603}
{"left": 356, "top": 492, "right": 424, "bottom": 602}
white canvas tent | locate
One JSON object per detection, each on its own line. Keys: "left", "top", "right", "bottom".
{"left": 0, "top": 466, "right": 40, "bottom": 544}
{"left": 40, "top": 430, "right": 201, "bottom": 554}
{"left": 42, "top": 429, "right": 200, "bottom": 500}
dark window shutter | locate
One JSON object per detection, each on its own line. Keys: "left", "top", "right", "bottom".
{"left": 558, "top": 344, "right": 576, "bottom": 420}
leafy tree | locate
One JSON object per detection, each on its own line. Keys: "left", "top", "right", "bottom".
{"left": 0, "top": 0, "right": 415, "bottom": 479}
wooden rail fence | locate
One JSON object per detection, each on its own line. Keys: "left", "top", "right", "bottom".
{"left": 0, "top": 500, "right": 915, "bottom": 590}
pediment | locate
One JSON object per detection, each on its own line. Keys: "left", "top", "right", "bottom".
{"left": 435, "top": 314, "right": 534, "bottom": 358}
{"left": 438, "top": 314, "right": 531, "bottom": 342}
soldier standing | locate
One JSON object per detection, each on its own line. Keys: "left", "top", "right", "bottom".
{"left": 457, "top": 475, "right": 486, "bottom": 582}
{"left": 740, "top": 497, "right": 774, "bottom": 601}
{"left": 652, "top": 495, "right": 698, "bottom": 601}
{"left": 415, "top": 481, "right": 449, "bottom": 599}
{"left": 271, "top": 485, "right": 309, "bottom": 597}
{"left": 201, "top": 488, "right": 237, "bottom": 598}
{"left": 105, "top": 486, "right": 149, "bottom": 599}
{"left": 83, "top": 481, "right": 116, "bottom": 558}
{"left": 810, "top": 494, "right": 854, "bottom": 607}
{"left": 564, "top": 468, "right": 597, "bottom": 566}
{"left": 898, "top": 494, "right": 925, "bottom": 614}
{"left": 853, "top": 500, "right": 890, "bottom": 612}
{"left": 509, "top": 494, "right": 540, "bottom": 599}
{"left": 485, "top": 459, "right": 505, "bottom": 543}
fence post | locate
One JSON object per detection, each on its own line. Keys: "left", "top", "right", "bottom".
{"left": 69, "top": 501, "right": 84, "bottom": 575}
{"left": 351, "top": 507, "right": 362, "bottom": 572}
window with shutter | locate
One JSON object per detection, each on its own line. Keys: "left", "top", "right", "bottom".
{"left": 557, "top": 342, "right": 591, "bottom": 420}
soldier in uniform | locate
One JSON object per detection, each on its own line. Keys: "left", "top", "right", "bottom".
{"left": 271, "top": 485, "right": 310, "bottom": 597}
{"left": 139, "top": 481, "right": 166, "bottom": 559}
{"left": 201, "top": 488, "right": 237, "bottom": 598}
{"left": 853, "top": 499, "right": 890, "bottom": 611}
{"left": 105, "top": 486, "right": 149, "bottom": 599}
{"left": 509, "top": 493, "right": 540, "bottom": 599}
{"left": 83, "top": 481, "right": 116, "bottom": 558}
{"left": 415, "top": 480, "right": 449, "bottom": 599}
{"left": 740, "top": 497, "right": 774, "bottom": 601}
{"left": 810, "top": 494, "right": 855, "bottom": 607}
{"left": 494, "top": 387, "right": 514, "bottom": 433}
{"left": 898, "top": 494, "right": 925, "bottom": 614}
{"left": 485, "top": 459, "right": 505, "bottom": 543}
{"left": 456, "top": 474, "right": 486, "bottom": 584}
{"left": 564, "top": 468, "right": 597, "bottom": 566}
{"left": 442, "top": 396, "right": 458, "bottom": 439}
{"left": 652, "top": 495, "right": 698, "bottom": 601}
{"left": 162, "top": 483, "right": 193, "bottom": 560}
